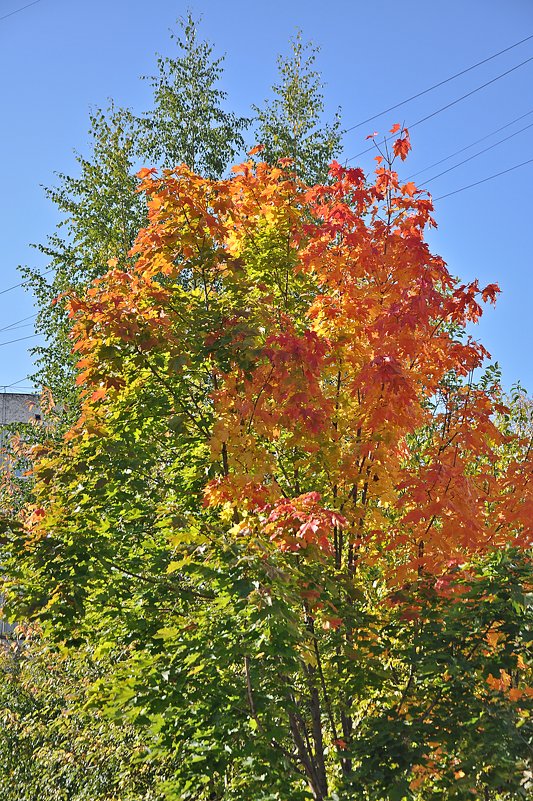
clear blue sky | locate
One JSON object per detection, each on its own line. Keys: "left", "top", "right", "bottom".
{"left": 0, "top": 0, "right": 531, "bottom": 391}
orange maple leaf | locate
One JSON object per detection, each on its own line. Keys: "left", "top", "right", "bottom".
{"left": 481, "top": 283, "right": 500, "bottom": 303}
{"left": 90, "top": 387, "right": 107, "bottom": 402}
{"left": 402, "top": 181, "right": 418, "bottom": 197}
{"left": 137, "top": 167, "right": 157, "bottom": 179}
{"left": 393, "top": 128, "right": 411, "bottom": 161}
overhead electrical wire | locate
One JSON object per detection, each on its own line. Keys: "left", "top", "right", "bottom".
{"left": 0, "top": 268, "right": 53, "bottom": 297}
{"left": 406, "top": 108, "right": 533, "bottom": 179}
{"left": 0, "top": 313, "right": 37, "bottom": 334}
{"left": 409, "top": 55, "right": 533, "bottom": 128}
{"left": 346, "top": 54, "right": 533, "bottom": 163}
{"left": 3, "top": 377, "right": 35, "bottom": 389}
{"left": 0, "top": 375, "right": 35, "bottom": 392}
{"left": 0, "top": 333, "right": 39, "bottom": 348}
{"left": 344, "top": 33, "right": 533, "bottom": 132}
{"left": 0, "top": 0, "right": 41, "bottom": 24}
{"left": 0, "top": 322, "right": 34, "bottom": 334}
{"left": 422, "top": 120, "right": 533, "bottom": 184}
{"left": 434, "top": 158, "right": 533, "bottom": 201}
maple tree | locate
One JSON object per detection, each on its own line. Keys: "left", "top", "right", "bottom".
{"left": 2, "top": 130, "right": 532, "bottom": 799}
{"left": 21, "top": 18, "right": 338, "bottom": 426}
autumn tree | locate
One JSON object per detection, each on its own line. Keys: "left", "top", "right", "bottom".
{"left": 22, "top": 17, "right": 339, "bottom": 419}
{"left": 2, "top": 132, "right": 532, "bottom": 800}
{"left": 0, "top": 22, "right": 348, "bottom": 799}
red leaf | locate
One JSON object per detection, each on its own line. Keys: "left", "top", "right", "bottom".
{"left": 481, "top": 283, "right": 500, "bottom": 304}
{"left": 393, "top": 129, "right": 411, "bottom": 161}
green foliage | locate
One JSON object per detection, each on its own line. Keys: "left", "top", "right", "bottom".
{"left": 136, "top": 13, "right": 249, "bottom": 176}
{"left": 253, "top": 31, "right": 343, "bottom": 184}
{"left": 0, "top": 640, "right": 168, "bottom": 800}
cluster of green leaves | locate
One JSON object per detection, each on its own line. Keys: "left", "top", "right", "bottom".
{"left": 0, "top": 638, "right": 168, "bottom": 800}
{"left": 253, "top": 31, "right": 342, "bottom": 185}
{"left": 3, "top": 521, "right": 531, "bottom": 800}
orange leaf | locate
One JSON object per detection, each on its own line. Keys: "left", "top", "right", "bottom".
{"left": 137, "top": 167, "right": 157, "bottom": 179}
{"left": 402, "top": 181, "right": 418, "bottom": 197}
{"left": 393, "top": 129, "right": 411, "bottom": 161}
{"left": 481, "top": 283, "right": 500, "bottom": 304}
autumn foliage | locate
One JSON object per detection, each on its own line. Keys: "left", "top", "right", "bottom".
{"left": 69, "top": 132, "right": 529, "bottom": 578}
{"left": 4, "top": 130, "right": 533, "bottom": 799}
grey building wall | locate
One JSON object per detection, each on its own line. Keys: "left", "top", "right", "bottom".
{"left": 1, "top": 391, "right": 40, "bottom": 639}
{"left": 0, "top": 391, "right": 40, "bottom": 425}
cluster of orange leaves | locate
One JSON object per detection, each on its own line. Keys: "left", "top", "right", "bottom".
{"left": 61, "top": 129, "right": 531, "bottom": 582}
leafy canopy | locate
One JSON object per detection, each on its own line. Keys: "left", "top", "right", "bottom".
{"left": 2, "top": 131, "right": 532, "bottom": 800}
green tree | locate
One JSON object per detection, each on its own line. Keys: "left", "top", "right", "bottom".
{"left": 136, "top": 12, "right": 249, "bottom": 176}
{"left": 253, "top": 31, "right": 343, "bottom": 184}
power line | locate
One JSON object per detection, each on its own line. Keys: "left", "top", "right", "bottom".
{"left": 1, "top": 379, "right": 36, "bottom": 390}
{"left": 0, "top": 269, "right": 53, "bottom": 297}
{"left": 0, "top": 0, "right": 41, "bottom": 24}
{"left": 434, "top": 158, "right": 533, "bottom": 201}
{"left": 0, "top": 313, "right": 37, "bottom": 334}
{"left": 0, "top": 322, "right": 34, "bottom": 334}
{"left": 406, "top": 109, "right": 533, "bottom": 179}
{"left": 4, "top": 377, "right": 31, "bottom": 387}
{"left": 422, "top": 120, "right": 533, "bottom": 184}
{"left": 412, "top": 56, "right": 533, "bottom": 128}
{"left": 0, "top": 333, "right": 39, "bottom": 348}
{"left": 346, "top": 54, "right": 533, "bottom": 163}
{"left": 344, "top": 33, "right": 533, "bottom": 133}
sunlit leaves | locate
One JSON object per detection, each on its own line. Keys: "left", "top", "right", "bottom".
{"left": 3, "top": 142, "right": 532, "bottom": 800}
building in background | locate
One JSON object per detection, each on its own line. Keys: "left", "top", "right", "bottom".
{"left": 1, "top": 389, "right": 40, "bottom": 639}
{"left": 0, "top": 390, "right": 40, "bottom": 427}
